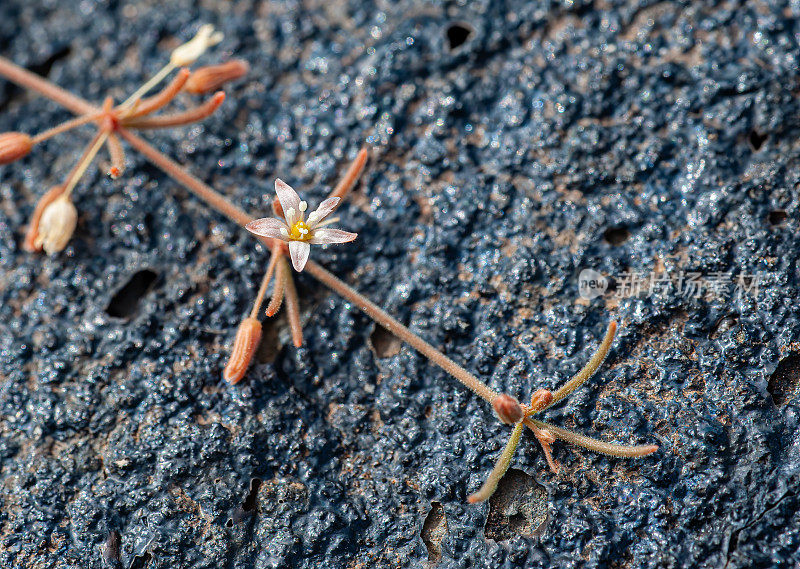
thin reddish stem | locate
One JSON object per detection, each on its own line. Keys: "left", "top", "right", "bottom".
{"left": 0, "top": 55, "right": 97, "bottom": 115}
{"left": 106, "top": 133, "right": 125, "bottom": 178}
{"left": 31, "top": 112, "right": 102, "bottom": 144}
{"left": 116, "top": 127, "right": 277, "bottom": 245}
{"left": 250, "top": 247, "right": 280, "bottom": 319}
{"left": 327, "top": 147, "right": 368, "bottom": 203}
{"left": 303, "top": 260, "right": 499, "bottom": 404}
{"left": 265, "top": 258, "right": 287, "bottom": 317}
{"left": 123, "top": 92, "right": 225, "bottom": 129}
{"left": 281, "top": 258, "right": 304, "bottom": 347}
{"left": 124, "top": 68, "right": 190, "bottom": 119}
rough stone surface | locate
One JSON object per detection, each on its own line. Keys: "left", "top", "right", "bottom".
{"left": 1, "top": 1, "right": 800, "bottom": 568}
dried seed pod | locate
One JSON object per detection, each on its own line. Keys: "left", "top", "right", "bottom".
{"left": 185, "top": 60, "right": 249, "bottom": 94}
{"left": 35, "top": 195, "right": 77, "bottom": 255}
{"left": 24, "top": 185, "right": 64, "bottom": 252}
{"left": 223, "top": 317, "right": 262, "bottom": 384}
{"left": 492, "top": 393, "right": 524, "bottom": 425}
{"left": 0, "top": 131, "right": 33, "bottom": 164}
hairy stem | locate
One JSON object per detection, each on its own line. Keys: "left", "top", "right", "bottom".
{"left": 265, "top": 257, "right": 287, "bottom": 317}
{"left": 124, "top": 68, "right": 190, "bottom": 119}
{"left": 282, "top": 258, "right": 304, "bottom": 347}
{"left": 121, "top": 63, "right": 176, "bottom": 108}
{"left": 526, "top": 418, "right": 658, "bottom": 458}
{"left": 542, "top": 321, "right": 617, "bottom": 412}
{"left": 327, "top": 147, "right": 368, "bottom": 204}
{"left": 62, "top": 129, "right": 109, "bottom": 198}
{"left": 250, "top": 248, "right": 280, "bottom": 319}
{"left": 106, "top": 133, "right": 126, "bottom": 178}
{"left": 467, "top": 422, "right": 524, "bottom": 503}
{"left": 0, "top": 55, "right": 97, "bottom": 116}
{"left": 31, "top": 112, "right": 102, "bottom": 144}
{"left": 304, "top": 260, "right": 499, "bottom": 404}
{"left": 124, "top": 92, "right": 224, "bottom": 129}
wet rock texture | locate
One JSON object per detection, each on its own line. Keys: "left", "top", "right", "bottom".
{"left": 1, "top": 1, "right": 799, "bottom": 567}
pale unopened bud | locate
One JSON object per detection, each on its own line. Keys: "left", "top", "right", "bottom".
{"left": 185, "top": 60, "right": 249, "bottom": 94}
{"left": 35, "top": 196, "right": 77, "bottom": 254}
{"left": 223, "top": 317, "right": 262, "bottom": 384}
{"left": 492, "top": 394, "right": 524, "bottom": 425}
{"left": 170, "top": 24, "right": 224, "bottom": 67}
{"left": 0, "top": 132, "right": 33, "bottom": 164}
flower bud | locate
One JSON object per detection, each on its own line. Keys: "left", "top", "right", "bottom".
{"left": 492, "top": 394, "right": 524, "bottom": 425}
{"left": 0, "top": 132, "right": 33, "bottom": 164}
{"left": 170, "top": 24, "right": 224, "bottom": 67}
{"left": 185, "top": 60, "right": 249, "bottom": 94}
{"left": 24, "top": 185, "right": 63, "bottom": 252}
{"left": 35, "top": 196, "right": 77, "bottom": 255}
{"left": 529, "top": 388, "right": 553, "bottom": 413}
{"left": 223, "top": 317, "right": 262, "bottom": 384}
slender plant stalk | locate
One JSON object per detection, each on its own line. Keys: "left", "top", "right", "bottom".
{"left": 467, "top": 422, "right": 524, "bottom": 503}
{"left": 0, "top": 55, "right": 96, "bottom": 115}
{"left": 526, "top": 418, "right": 658, "bottom": 458}
{"left": 265, "top": 258, "right": 287, "bottom": 317}
{"left": 328, "top": 147, "right": 368, "bottom": 203}
{"left": 121, "top": 63, "right": 175, "bottom": 108}
{"left": 106, "top": 133, "right": 125, "bottom": 177}
{"left": 124, "top": 92, "right": 225, "bottom": 129}
{"left": 281, "top": 257, "right": 304, "bottom": 347}
{"left": 304, "top": 260, "right": 499, "bottom": 403}
{"left": 31, "top": 112, "right": 102, "bottom": 144}
{"left": 543, "top": 321, "right": 617, "bottom": 411}
{"left": 249, "top": 248, "right": 279, "bottom": 319}
{"left": 62, "top": 130, "right": 109, "bottom": 198}
{"left": 125, "top": 69, "right": 190, "bottom": 118}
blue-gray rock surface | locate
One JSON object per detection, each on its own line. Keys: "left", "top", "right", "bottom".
{"left": 1, "top": 1, "right": 799, "bottom": 567}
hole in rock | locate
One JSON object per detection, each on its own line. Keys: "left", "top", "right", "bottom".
{"left": 768, "top": 210, "right": 787, "bottom": 226}
{"left": 369, "top": 324, "right": 402, "bottom": 358}
{"left": 603, "top": 226, "right": 630, "bottom": 246}
{"left": 768, "top": 353, "right": 800, "bottom": 406}
{"left": 421, "top": 501, "right": 448, "bottom": 565}
{"left": 748, "top": 129, "right": 767, "bottom": 151}
{"left": 106, "top": 269, "right": 158, "bottom": 318}
{"left": 446, "top": 23, "right": 473, "bottom": 50}
{"left": 243, "top": 478, "right": 263, "bottom": 512}
{"left": 484, "top": 468, "right": 548, "bottom": 541}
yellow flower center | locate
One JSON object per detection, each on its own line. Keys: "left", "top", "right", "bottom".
{"left": 289, "top": 220, "right": 311, "bottom": 240}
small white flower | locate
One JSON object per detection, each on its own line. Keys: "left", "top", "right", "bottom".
{"left": 246, "top": 179, "right": 358, "bottom": 272}
{"left": 170, "top": 24, "right": 224, "bottom": 67}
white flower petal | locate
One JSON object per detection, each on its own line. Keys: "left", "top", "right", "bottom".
{"left": 245, "top": 217, "right": 289, "bottom": 240}
{"left": 309, "top": 228, "right": 358, "bottom": 245}
{"left": 275, "top": 179, "right": 301, "bottom": 225}
{"left": 307, "top": 197, "right": 340, "bottom": 228}
{"left": 288, "top": 241, "right": 311, "bottom": 272}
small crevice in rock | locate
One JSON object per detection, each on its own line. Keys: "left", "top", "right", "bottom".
{"left": 106, "top": 269, "right": 158, "bottom": 319}
{"left": 768, "top": 353, "right": 800, "bottom": 406}
{"left": 710, "top": 313, "right": 738, "bottom": 339}
{"left": 369, "top": 324, "right": 402, "bottom": 359}
{"left": 129, "top": 552, "right": 152, "bottom": 569}
{"left": 748, "top": 129, "right": 768, "bottom": 151}
{"left": 421, "top": 501, "right": 448, "bottom": 565}
{"left": 242, "top": 477, "right": 263, "bottom": 512}
{"left": 484, "top": 468, "right": 548, "bottom": 542}
{"left": 446, "top": 23, "right": 473, "bottom": 51}
{"left": 603, "top": 226, "right": 631, "bottom": 246}
{"left": 102, "top": 530, "right": 120, "bottom": 563}
{"left": 768, "top": 210, "right": 787, "bottom": 226}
